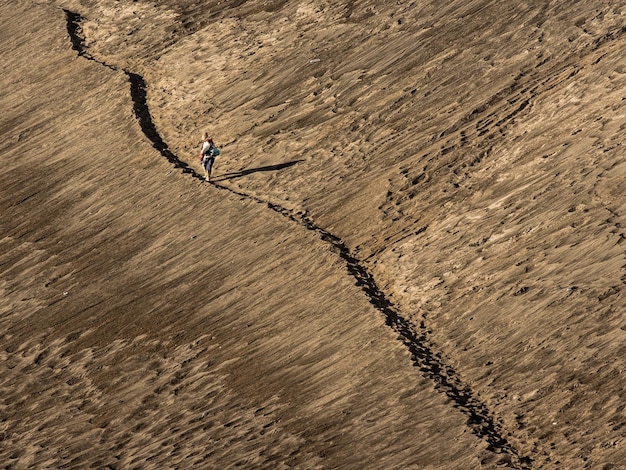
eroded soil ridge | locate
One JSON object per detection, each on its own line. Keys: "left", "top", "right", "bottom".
{"left": 64, "top": 9, "right": 532, "bottom": 468}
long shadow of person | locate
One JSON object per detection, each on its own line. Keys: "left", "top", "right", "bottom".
{"left": 213, "top": 160, "right": 303, "bottom": 182}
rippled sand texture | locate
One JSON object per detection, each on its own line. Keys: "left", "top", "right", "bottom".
{"left": 2, "top": 0, "right": 626, "bottom": 468}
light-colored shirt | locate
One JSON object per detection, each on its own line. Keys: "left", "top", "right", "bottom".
{"left": 201, "top": 139, "right": 213, "bottom": 155}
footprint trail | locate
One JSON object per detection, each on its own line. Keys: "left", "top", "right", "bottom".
{"left": 63, "top": 9, "right": 534, "bottom": 468}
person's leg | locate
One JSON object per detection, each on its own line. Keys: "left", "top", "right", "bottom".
{"left": 207, "top": 157, "right": 214, "bottom": 181}
{"left": 203, "top": 159, "right": 210, "bottom": 181}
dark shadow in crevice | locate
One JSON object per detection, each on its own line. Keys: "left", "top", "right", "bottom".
{"left": 64, "top": 9, "right": 532, "bottom": 468}
{"left": 127, "top": 73, "right": 202, "bottom": 181}
{"left": 64, "top": 10, "right": 203, "bottom": 182}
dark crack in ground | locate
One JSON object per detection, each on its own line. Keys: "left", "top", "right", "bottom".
{"left": 63, "top": 9, "right": 533, "bottom": 469}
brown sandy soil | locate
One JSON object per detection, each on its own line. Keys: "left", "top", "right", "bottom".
{"left": 2, "top": 0, "right": 626, "bottom": 468}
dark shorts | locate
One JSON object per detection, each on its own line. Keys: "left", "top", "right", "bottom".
{"left": 203, "top": 156, "right": 215, "bottom": 172}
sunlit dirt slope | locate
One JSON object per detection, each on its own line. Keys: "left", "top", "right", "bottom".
{"left": 2, "top": 0, "right": 626, "bottom": 468}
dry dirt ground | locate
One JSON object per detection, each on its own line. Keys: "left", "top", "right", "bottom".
{"left": 2, "top": 0, "right": 626, "bottom": 468}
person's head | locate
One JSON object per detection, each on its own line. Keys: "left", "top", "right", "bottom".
{"left": 203, "top": 132, "right": 209, "bottom": 140}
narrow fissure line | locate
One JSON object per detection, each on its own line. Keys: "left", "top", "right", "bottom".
{"left": 63, "top": 9, "right": 532, "bottom": 469}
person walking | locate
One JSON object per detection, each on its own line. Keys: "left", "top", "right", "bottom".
{"left": 199, "top": 132, "right": 219, "bottom": 181}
